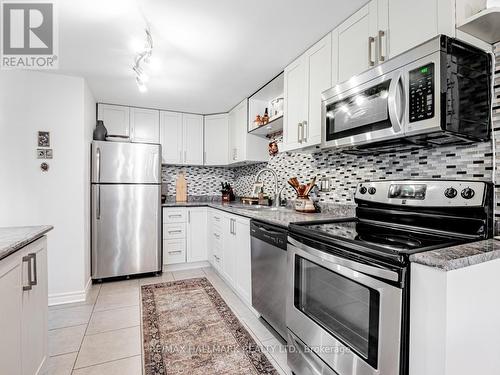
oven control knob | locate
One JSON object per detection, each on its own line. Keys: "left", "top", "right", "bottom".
{"left": 444, "top": 187, "right": 457, "bottom": 199}
{"left": 461, "top": 187, "right": 475, "bottom": 200}
{"left": 368, "top": 187, "right": 376, "bottom": 195}
{"left": 359, "top": 186, "right": 367, "bottom": 194}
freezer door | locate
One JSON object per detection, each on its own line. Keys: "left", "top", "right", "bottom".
{"left": 92, "top": 184, "right": 161, "bottom": 279}
{"left": 91, "top": 141, "right": 161, "bottom": 184}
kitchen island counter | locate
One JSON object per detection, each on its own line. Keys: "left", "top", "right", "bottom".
{"left": 0, "top": 225, "right": 53, "bottom": 261}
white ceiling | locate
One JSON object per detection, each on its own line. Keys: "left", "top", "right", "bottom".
{"left": 57, "top": 0, "right": 368, "bottom": 114}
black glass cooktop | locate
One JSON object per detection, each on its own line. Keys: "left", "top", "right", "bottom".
{"left": 295, "top": 220, "right": 462, "bottom": 255}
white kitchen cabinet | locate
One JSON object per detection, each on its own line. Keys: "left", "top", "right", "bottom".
{"left": 204, "top": 114, "right": 229, "bottom": 166}
{"left": 159, "top": 112, "right": 203, "bottom": 165}
{"left": 0, "top": 255, "right": 22, "bottom": 375}
{"left": 186, "top": 208, "right": 208, "bottom": 262}
{"left": 228, "top": 99, "right": 268, "bottom": 165}
{"left": 0, "top": 237, "right": 48, "bottom": 375}
{"left": 21, "top": 240, "right": 48, "bottom": 375}
{"left": 385, "top": 0, "right": 455, "bottom": 59}
{"left": 182, "top": 114, "right": 204, "bottom": 165}
{"left": 97, "top": 104, "right": 130, "bottom": 138}
{"left": 283, "top": 33, "right": 332, "bottom": 151}
{"left": 160, "top": 111, "right": 183, "bottom": 164}
{"left": 130, "top": 107, "right": 159, "bottom": 144}
{"left": 208, "top": 210, "right": 224, "bottom": 271}
{"left": 233, "top": 218, "right": 251, "bottom": 305}
{"left": 337, "top": 1, "right": 379, "bottom": 83}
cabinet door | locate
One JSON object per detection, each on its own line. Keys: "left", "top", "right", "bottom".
{"left": 182, "top": 114, "right": 204, "bottom": 165}
{"left": 338, "top": 2, "right": 378, "bottom": 83}
{"left": 283, "top": 56, "right": 307, "bottom": 151}
{"left": 0, "top": 255, "right": 22, "bottom": 375}
{"left": 97, "top": 104, "right": 130, "bottom": 138}
{"left": 186, "top": 208, "right": 208, "bottom": 262}
{"left": 204, "top": 114, "right": 229, "bottom": 166}
{"left": 160, "top": 111, "right": 183, "bottom": 164}
{"left": 304, "top": 33, "right": 332, "bottom": 148}
{"left": 233, "top": 218, "right": 252, "bottom": 305}
{"left": 130, "top": 107, "right": 159, "bottom": 144}
{"left": 21, "top": 240, "right": 48, "bottom": 375}
{"left": 228, "top": 100, "right": 247, "bottom": 163}
{"left": 387, "top": 0, "right": 442, "bottom": 58}
{"left": 222, "top": 216, "right": 236, "bottom": 284}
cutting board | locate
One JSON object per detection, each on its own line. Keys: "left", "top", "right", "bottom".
{"left": 176, "top": 173, "right": 187, "bottom": 202}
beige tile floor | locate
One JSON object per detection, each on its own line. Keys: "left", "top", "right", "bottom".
{"left": 47, "top": 267, "right": 291, "bottom": 375}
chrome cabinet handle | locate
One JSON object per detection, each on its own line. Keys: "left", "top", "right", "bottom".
{"left": 168, "top": 230, "right": 183, "bottom": 234}
{"left": 214, "top": 216, "right": 220, "bottom": 222}
{"left": 168, "top": 214, "right": 182, "bottom": 218}
{"left": 302, "top": 121, "right": 308, "bottom": 143}
{"left": 168, "top": 250, "right": 182, "bottom": 254}
{"left": 184, "top": 150, "right": 187, "bottom": 163}
{"left": 232, "top": 219, "right": 236, "bottom": 235}
{"left": 22, "top": 255, "right": 32, "bottom": 291}
{"left": 214, "top": 233, "right": 220, "bottom": 239}
{"left": 297, "top": 123, "right": 302, "bottom": 143}
{"left": 378, "top": 30, "right": 386, "bottom": 62}
{"left": 179, "top": 150, "right": 183, "bottom": 163}
{"left": 30, "top": 253, "right": 37, "bottom": 286}
{"left": 368, "top": 36, "right": 375, "bottom": 66}
{"left": 188, "top": 210, "right": 191, "bottom": 223}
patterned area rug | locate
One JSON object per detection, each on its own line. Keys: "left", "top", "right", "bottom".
{"left": 141, "top": 277, "right": 279, "bottom": 375}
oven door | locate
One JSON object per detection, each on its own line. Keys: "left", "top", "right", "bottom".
{"left": 287, "top": 237, "right": 402, "bottom": 375}
{"left": 322, "top": 69, "right": 405, "bottom": 149}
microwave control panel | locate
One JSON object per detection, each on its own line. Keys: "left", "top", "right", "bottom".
{"left": 409, "top": 63, "right": 435, "bottom": 123}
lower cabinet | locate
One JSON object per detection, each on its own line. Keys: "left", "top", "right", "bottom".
{"left": 163, "top": 207, "right": 207, "bottom": 265}
{"left": 0, "top": 237, "right": 48, "bottom": 375}
{"left": 164, "top": 207, "right": 253, "bottom": 306}
{"left": 209, "top": 209, "right": 252, "bottom": 305}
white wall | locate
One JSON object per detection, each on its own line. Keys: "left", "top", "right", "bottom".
{"left": 0, "top": 70, "right": 96, "bottom": 304}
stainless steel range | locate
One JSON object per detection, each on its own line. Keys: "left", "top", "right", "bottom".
{"left": 286, "top": 180, "right": 493, "bottom": 375}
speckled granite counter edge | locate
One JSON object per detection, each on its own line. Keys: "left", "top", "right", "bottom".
{"left": 409, "top": 238, "right": 500, "bottom": 271}
{"left": 0, "top": 226, "right": 54, "bottom": 261}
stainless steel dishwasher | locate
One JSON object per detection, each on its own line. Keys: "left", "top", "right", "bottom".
{"left": 250, "top": 220, "right": 288, "bottom": 339}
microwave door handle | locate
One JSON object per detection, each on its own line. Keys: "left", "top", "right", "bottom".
{"left": 388, "top": 72, "right": 404, "bottom": 133}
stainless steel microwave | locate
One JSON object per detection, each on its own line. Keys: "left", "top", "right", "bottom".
{"left": 321, "top": 35, "right": 492, "bottom": 152}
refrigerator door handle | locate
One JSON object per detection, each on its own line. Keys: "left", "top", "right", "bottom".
{"left": 96, "top": 147, "right": 101, "bottom": 183}
{"left": 96, "top": 184, "right": 101, "bottom": 220}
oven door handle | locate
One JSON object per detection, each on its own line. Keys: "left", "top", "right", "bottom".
{"left": 287, "top": 330, "right": 337, "bottom": 375}
{"left": 387, "top": 72, "right": 404, "bottom": 133}
{"left": 288, "top": 236, "right": 399, "bottom": 282}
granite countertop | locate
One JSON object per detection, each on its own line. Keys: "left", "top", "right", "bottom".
{"left": 409, "top": 238, "right": 500, "bottom": 271}
{"left": 0, "top": 226, "right": 53, "bottom": 261}
{"left": 162, "top": 201, "right": 356, "bottom": 228}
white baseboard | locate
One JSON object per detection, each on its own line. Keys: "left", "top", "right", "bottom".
{"left": 163, "top": 261, "right": 210, "bottom": 272}
{"left": 48, "top": 277, "right": 92, "bottom": 306}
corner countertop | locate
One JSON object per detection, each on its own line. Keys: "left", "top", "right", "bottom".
{"left": 409, "top": 238, "right": 500, "bottom": 271}
{"left": 162, "top": 202, "right": 356, "bottom": 228}
{"left": 0, "top": 226, "right": 53, "bottom": 261}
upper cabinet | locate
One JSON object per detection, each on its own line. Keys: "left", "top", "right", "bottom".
{"left": 160, "top": 111, "right": 203, "bottom": 166}
{"left": 129, "top": 107, "right": 160, "bottom": 144}
{"left": 97, "top": 104, "right": 159, "bottom": 143}
{"left": 283, "top": 33, "right": 332, "bottom": 152}
{"left": 182, "top": 114, "right": 204, "bottom": 165}
{"left": 337, "top": 2, "right": 379, "bottom": 83}
{"left": 160, "top": 111, "right": 183, "bottom": 164}
{"left": 228, "top": 99, "right": 268, "bottom": 165}
{"left": 384, "top": 0, "right": 455, "bottom": 59}
{"left": 204, "top": 114, "right": 229, "bottom": 166}
{"left": 97, "top": 104, "right": 130, "bottom": 138}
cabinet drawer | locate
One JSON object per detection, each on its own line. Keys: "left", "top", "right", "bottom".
{"left": 163, "top": 209, "right": 186, "bottom": 223}
{"left": 163, "top": 223, "right": 186, "bottom": 239}
{"left": 163, "top": 239, "right": 186, "bottom": 265}
{"left": 210, "top": 212, "right": 223, "bottom": 228}
{"left": 211, "top": 229, "right": 223, "bottom": 248}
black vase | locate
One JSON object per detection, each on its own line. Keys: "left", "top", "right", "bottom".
{"left": 93, "top": 120, "right": 108, "bottom": 141}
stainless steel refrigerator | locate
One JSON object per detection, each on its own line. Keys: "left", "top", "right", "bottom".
{"left": 91, "top": 141, "right": 162, "bottom": 279}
